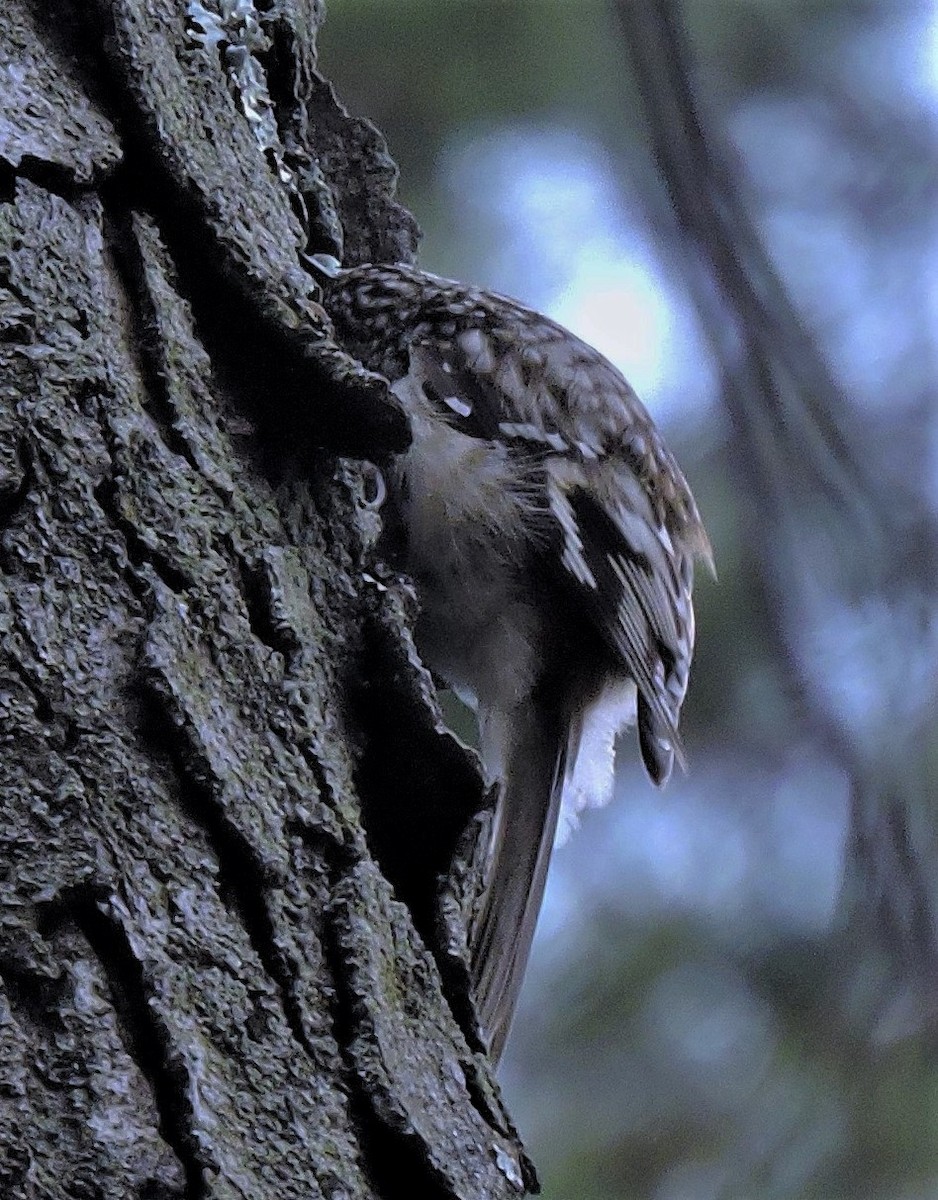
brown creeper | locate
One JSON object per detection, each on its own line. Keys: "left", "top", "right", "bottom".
{"left": 315, "top": 258, "right": 713, "bottom": 1061}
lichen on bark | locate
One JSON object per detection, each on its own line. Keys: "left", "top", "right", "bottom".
{"left": 0, "top": 1, "right": 534, "bottom": 1196}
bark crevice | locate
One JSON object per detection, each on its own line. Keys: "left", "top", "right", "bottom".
{"left": 0, "top": 3, "right": 533, "bottom": 1196}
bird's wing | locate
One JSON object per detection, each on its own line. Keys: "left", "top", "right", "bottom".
{"left": 405, "top": 322, "right": 699, "bottom": 784}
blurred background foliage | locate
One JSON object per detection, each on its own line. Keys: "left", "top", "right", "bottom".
{"left": 319, "top": 2, "right": 938, "bottom": 1197}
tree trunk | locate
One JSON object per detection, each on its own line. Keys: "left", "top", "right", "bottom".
{"left": 0, "top": 2, "right": 533, "bottom": 1196}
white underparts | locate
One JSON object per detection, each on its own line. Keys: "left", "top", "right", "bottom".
{"left": 391, "top": 379, "right": 543, "bottom": 715}
{"left": 558, "top": 678, "right": 637, "bottom": 842}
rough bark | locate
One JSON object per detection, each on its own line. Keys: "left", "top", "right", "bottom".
{"left": 0, "top": 2, "right": 533, "bottom": 1196}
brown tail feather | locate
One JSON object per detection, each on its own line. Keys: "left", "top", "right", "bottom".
{"left": 470, "top": 702, "right": 568, "bottom": 1062}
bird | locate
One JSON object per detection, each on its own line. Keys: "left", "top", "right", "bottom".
{"left": 314, "top": 256, "right": 713, "bottom": 1061}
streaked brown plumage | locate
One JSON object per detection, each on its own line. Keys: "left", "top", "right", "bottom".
{"left": 317, "top": 259, "right": 712, "bottom": 1061}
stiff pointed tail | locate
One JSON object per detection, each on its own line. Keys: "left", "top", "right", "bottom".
{"left": 470, "top": 701, "right": 568, "bottom": 1062}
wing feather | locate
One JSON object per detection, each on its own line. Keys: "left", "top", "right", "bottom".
{"left": 402, "top": 327, "right": 699, "bottom": 783}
